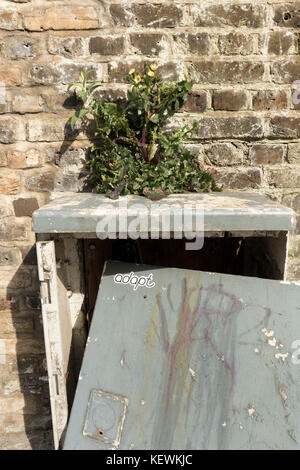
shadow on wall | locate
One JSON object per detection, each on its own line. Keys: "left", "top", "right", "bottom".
{"left": 7, "top": 247, "right": 54, "bottom": 450}
{"left": 5, "top": 120, "right": 86, "bottom": 450}
{"left": 4, "top": 115, "right": 88, "bottom": 450}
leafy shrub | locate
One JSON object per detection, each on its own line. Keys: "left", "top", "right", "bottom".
{"left": 68, "top": 64, "right": 220, "bottom": 199}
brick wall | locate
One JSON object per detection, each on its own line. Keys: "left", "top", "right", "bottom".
{"left": 0, "top": 0, "right": 300, "bottom": 449}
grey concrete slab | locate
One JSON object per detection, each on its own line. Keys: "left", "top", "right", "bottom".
{"left": 32, "top": 192, "right": 296, "bottom": 235}
{"left": 64, "top": 261, "right": 300, "bottom": 450}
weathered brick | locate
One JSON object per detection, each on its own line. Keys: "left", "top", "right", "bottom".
{"left": 28, "top": 62, "right": 102, "bottom": 85}
{"left": 0, "top": 413, "right": 51, "bottom": 435}
{"left": 0, "top": 374, "right": 49, "bottom": 397}
{"left": 196, "top": 116, "right": 263, "bottom": 139}
{"left": 0, "top": 9, "right": 20, "bottom": 30}
{"left": 0, "top": 150, "right": 7, "bottom": 167}
{"left": 0, "top": 171, "right": 20, "bottom": 194}
{"left": 212, "top": 90, "right": 247, "bottom": 111}
{"left": 214, "top": 168, "right": 262, "bottom": 190}
{"left": 0, "top": 430, "right": 53, "bottom": 450}
{"left": 89, "top": 36, "right": 125, "bottom": 55}
{"left": 8, "top": 148, "right": 40, "bottom": 168}
{"left": 0, "top": 66, "right": 21, "bottom": 85}
{"left": 270, "top": 116, "right": 300, "bottom": 138}
{"left": 252, "top": 90, "right": 288, "bottom": 111}
{"left": 173, "top": 33, "right": 210, "bottom": 56}
{"left": 218, "top": 33, "right": 256, "bottom": 56}
{"left": 282, "top": 193, "right": 300, "bottom": 213}
{"left": 0, "top": 196, "right": 15, "bottom": 218}
{"left": 48, "top": 146, "right": 88, "bottom": 170}
{"left": 205, "top": 143, "right": 244, "bottom": 166}
{"left": 110, "top": 3, "right": 183, "bottom": 28}
{"left": 13, "top": 198, "right": 39, "bottom": 217}
{"left": 0, "top": 219, "right": 27, "bottom": 241}
{"left": 3, "top": 338, "right": 44, "bottom": 355}
{"left": 39, "top": 87, "right": 83, "bottom": 113}
{"left": 26, "top": 117, "right": 78, "bottom": 142}
{"left": 190, "top": 4, "right": 266, "bottom": 28}
{"left": 130, "top": 33, "right": 166, "bottom": 56}
{"left": 25, "top": 172, "right": 55, "bottom": 192}
{"left": 23, "top": 6, "right": 100, "bottom": 31}
{"left": 181, "top": 91, "right": 207, "bottom": 113}
{"left": 267, "top": 31, "right": 295, "bottom": 55}
{"left": 273, "top": 3, "right": 300, "bottom": 28}
{"left": 249, "top": 144, "right": 284, "bottom": 165}
{"left": 12, "top": 93, "right": 45, "bottom": 114}
{"left": 267, "top": 168, "right": 300, "bottom": 188}
{"left": 0, "top": 117, "right": 25, "bottom": 144}
{"left": 1, "top": 35, "right": 37, "bottom": 60}
{"left": 5, "top": 355, "right": 46, "bottom": 379}
{"left": 0, "top": 395, "right": 44, "bottom": 414}
{"left": 0, "top": 247, "right": 21, "bottom": 266}
{"left": 287, "top": 143, "right": 300, "bottom": 163}
{"left": 0, "top": 268, "right": 35, "bottom": 290}
{"left": 108, "top": 61, "right": 182, "bottom": 82}
{"left": 48, "top": 36, "right": 85, "bottom": 57}
{"left": 0, "top": 313, "right": 33, "bottom": 335}
{"left": 271, "top": 61, "right": 300, "bottom": 84}
{"left": 54, "top": 171, "right": 88, "bottom": 192}
{"left": 190, "top": 61, "right": 264, "bottom": 84}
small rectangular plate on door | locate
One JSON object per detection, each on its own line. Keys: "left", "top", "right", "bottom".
{"left": 64, "top": 261, "right": 300, "bottom": 450}
{"left": 82, "top": 389, "right": 128, "bottom": 447}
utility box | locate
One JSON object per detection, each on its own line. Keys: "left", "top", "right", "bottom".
{"left": 63, "top": 260, "right": 300, "bottom": 450}
{"left": 32, "top": 192, "right": 298, "bottom": 449}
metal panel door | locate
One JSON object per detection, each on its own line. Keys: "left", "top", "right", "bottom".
{"left": 64, "top": 261, "right": 300, "bottom": 450}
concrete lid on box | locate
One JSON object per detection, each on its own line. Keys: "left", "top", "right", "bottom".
{"left": 32, "top": 192, "right": 296, "bottom": 234}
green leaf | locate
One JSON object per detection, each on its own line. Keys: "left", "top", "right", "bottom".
{"left": 70, "top": 108, "right": 89, "bottom": 129}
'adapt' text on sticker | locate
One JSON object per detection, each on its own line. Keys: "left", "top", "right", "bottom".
{"left": 114, "top": 272, "right": 156, "bottom": 290}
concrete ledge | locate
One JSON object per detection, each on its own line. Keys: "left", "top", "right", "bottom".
{"left": 32, "top": 192, "right": 296, "bottom": 234}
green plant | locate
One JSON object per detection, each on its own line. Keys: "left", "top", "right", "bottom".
{"left": 68, "top": 65, "right": 220, "bottom": 199}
